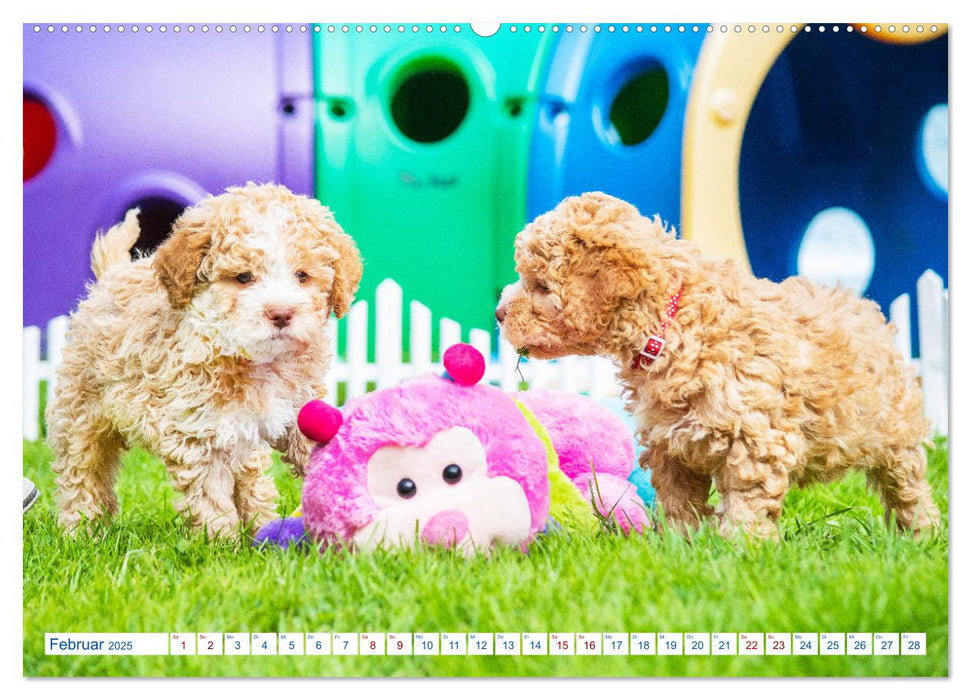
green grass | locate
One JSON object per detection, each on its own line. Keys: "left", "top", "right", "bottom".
{"left": 22, "top": 439, "right": 948, "bottom": 677}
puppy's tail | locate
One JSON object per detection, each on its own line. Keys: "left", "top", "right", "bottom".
{"left": 91, "top": 208, "right": 140, "bottom": 279}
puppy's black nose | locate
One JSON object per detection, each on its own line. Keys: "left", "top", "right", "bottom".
{"left": 265, "top": 307, "right": 294, "bottom": 329}
{"left": 495, "top": 306, "right": 506, "bottom": 324}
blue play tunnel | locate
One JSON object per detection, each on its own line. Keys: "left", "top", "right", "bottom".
{"left": 528, "top": 27, "right": 707, "bottom": 226}
{"left": 739, "top": 29, "right": 948, "bottom": 352}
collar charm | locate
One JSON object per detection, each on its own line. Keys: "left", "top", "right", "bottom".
{"left": 635, "top": 285, "right": 682, "bottom": 369}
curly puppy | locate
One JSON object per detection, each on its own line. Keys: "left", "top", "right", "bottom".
{"left": 497, "top": 192, "right": 940, "bottom": 539}
{"left": 47, "top": 183, "right": 362, "bottom": 537}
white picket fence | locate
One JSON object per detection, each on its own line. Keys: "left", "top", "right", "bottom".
{"left": 22, "top": 273, "right": 949, "bottom": 441}
{"left": 889, "top": 269, "right": 949, "bottom": 437}
{"left": 20, "top": 278, "right": 620, "bottom": 441}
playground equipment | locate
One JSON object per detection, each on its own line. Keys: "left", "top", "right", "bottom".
{"left": 23, "top": 24, "right": 948, "bottom": 350}
{"left": 22, "top": 26, "right": 313, "bottom": 327}
{"left": 528, "top": 27, "right": 706, "bottom": 226}
{"left": 682, "top": 24, "right": 948, "bottom": 350}
{"left": 313, "top": 27, "right": 554, "bottom": 337}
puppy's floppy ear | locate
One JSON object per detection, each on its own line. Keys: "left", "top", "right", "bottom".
{"left": 152, "top": 205, "right": 212, "bottom": 310}
{"left": 327, "top": 228, "right": 363, "bottom": 318}
{"left": 557, "top": 192, "right": 687, "bottom": 300}
{"left": 299, "top": 198, "right": 363, "bottom": 318}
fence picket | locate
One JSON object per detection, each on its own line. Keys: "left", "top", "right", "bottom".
{"left": 324, "top": 317, "right": 338, "bottom": 402}
{"left": 889, "top": 293, "right": 912, "bottom": 363}
{"left": 23, "top": 326, "right": 41, "bottom": 442}
{"left": 530, "top": 357, "right": 552, "bottom": 390}
{"left": 45, "top": 315, "right": 68, "bottom": 410}
{"left": 917, "top": 270, "right": 947, "bottom": 436}
{"left": 375, "top": 279, "right": 402, "bottom": 389}
{"left": 499, "top": 339, "right": 521, "bottom": 392}
{"left": 942, "top": 289, "right": 949, "bottom": 402}
{"left": 410, "top": 301, "right": 433, "bottom": 377}
{"left": 440, "top": 318, "right": 461, "bottom": 353}
{"left": 468, "top": 329, "right": 491, "bottom": 362}
{"left": 22, "top": 273, "right": 950, "bottom": 439}
{"left": 346, "top": 300, "right": 368, "bottom": 399}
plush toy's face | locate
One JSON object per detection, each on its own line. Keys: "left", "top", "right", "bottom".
{"left": 297, "top": 345, "right": 551, "bottom": 553}
{"left": 352, "top": 426, "right": 532, "bottom": 554}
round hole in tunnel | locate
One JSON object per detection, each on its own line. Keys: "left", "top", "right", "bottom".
{"left": 917, "top": 103, "right": 948, "bottom": 197}
{"left": 124, "top": 196, "right": 190, "bottom": 258}
{"left": 606, "top": 65, "right": 669, "bottom": 146}
{"left": 390, "top": 62, "right": 470, "bottom": 143}
{"left": 23, "top": 94, "right": 58, "bottom": 181}
{"left": 796, "top": 207, "right": 876, "bottom": 294}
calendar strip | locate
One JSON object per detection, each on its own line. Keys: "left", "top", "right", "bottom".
{"left": 44, "top": 632, "right": 927, "bottom": 656}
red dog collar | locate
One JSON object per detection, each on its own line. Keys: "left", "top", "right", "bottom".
{"left": 635, "top": 284, "right": 683, "bottom": 369}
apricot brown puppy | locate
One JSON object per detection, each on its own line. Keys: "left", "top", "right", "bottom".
{"left": 497, "top": 192, "right": 939, "bottom": 539}
{"left": 47, "top": 183, "right": 362, "bottom": 538}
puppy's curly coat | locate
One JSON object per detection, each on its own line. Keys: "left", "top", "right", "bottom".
{"left": 48, "top": 183, "right": 362, "bottom": 537}
{"left": 497, "top": 192, "right": 940, "bottom": 538}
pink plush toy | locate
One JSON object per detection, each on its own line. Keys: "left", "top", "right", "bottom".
{"left": 256, "top": 344, "right": 652, "bottom": 554}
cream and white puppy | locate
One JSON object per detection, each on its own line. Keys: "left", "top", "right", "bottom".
{"left": 47, "top": 183, "right": 362, "bottom": 538}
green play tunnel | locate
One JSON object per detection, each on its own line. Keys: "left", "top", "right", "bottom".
{"left": 314, "top": 27, "right": 555, "bottom": 348}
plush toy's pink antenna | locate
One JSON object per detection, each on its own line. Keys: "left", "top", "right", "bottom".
{"left": 442, "top": 343, "right": 486, "bottom": 386}
{"left": 298, "top": 400, "right": 344, "bottom": 443}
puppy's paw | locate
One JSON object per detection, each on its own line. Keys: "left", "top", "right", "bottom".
{"left": 247, "top": 505, "right": 281, "bottom": 533}
{"left": 902, "top": 508, "right": 942, "bottom": 539}
{"left": 199, "top": 511, "right": 241, "bottom": 540}
{"left": 57, "top": 507, "right": 112, "bottom": 537}
{"left": 717, "top": 513, "right": 779, "bottom": 541}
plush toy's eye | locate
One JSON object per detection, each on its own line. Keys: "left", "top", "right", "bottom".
{"left": 396, "top": 478, "right": 417, "bottom": 499}
{"left": 442, "top": 464, "right": 463, "bottom": 484}
{"left": 235, "top": 271, "right": 254, "bottom": 284}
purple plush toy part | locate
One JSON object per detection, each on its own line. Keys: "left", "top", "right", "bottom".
{"left": 256, "top": 344, "right": 649, "bottom": 555}
{"left": 253, "top": 517, "right": 308, "bottom": 549}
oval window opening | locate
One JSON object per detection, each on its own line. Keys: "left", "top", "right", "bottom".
{"left": 391, "top": 64, "right": 470, "bottom": 144}
{"left": 24, "top": 94, "right": 57, "bottom": 181}
{"left": 796, "top": 207, "right": 876, "bottom": 294}
{"left": 125, "top": 196, "right": 190, "bottom": 258}
{"left": 917, "top": 103, "right": 948, "bottom": 197}
{"left": 607, "top": 67, "right": 669, "bottom": 146}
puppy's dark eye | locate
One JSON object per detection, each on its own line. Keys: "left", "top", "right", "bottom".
{"left": 235, "top": 272, "right": 253, "bottom": 284}
{"left": 296, "top": 271, "right": 309, "bottom": 284}
{"left": 534, "top": 281, "right": 550, "bottom": 294}
{"left": 443, "top": 464, "right": 462, "bottom": 484}
{"left": 396, "top": 478, "right": 417, "bottom": 499}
